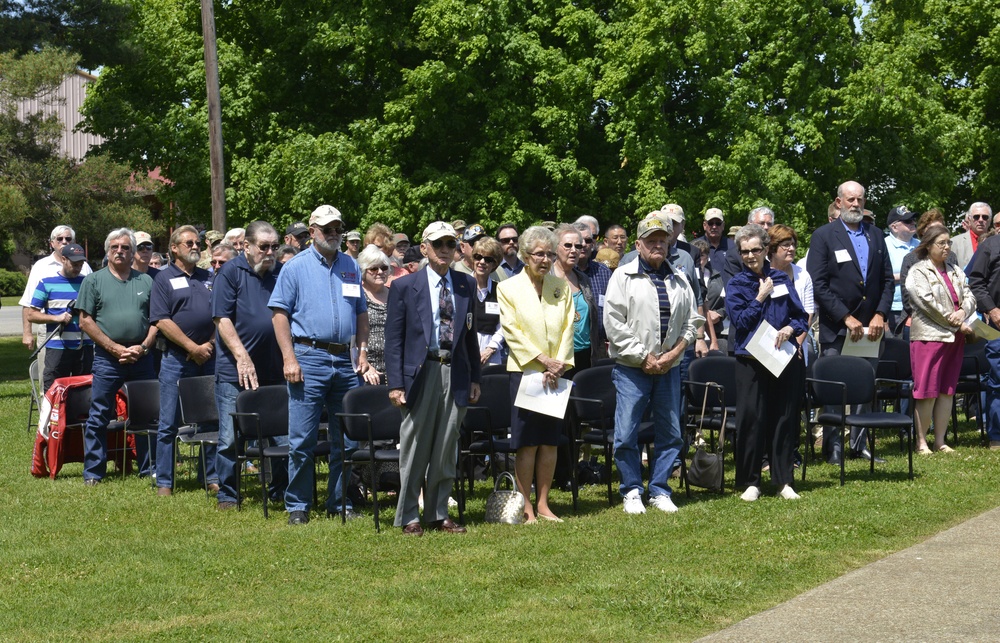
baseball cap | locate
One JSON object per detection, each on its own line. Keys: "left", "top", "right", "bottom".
{"left": 346, "top": 230, "right": 362, "bottom": 241}
{"left": 451, "top": 219, "right": 467, "bottom": 233}
{"left": 285, "top": 222, "right": 309, "bottom": 236}
{"left": 134, "top": 231, "right": 153, "bottom": 246}
{"left": 660, "top": 203, "right": 685, "bottom": 224}
{"left": 423, "top": 221, "right": 458, "bottom": 242}
{"left": 392, "top": 233, "right": 410, "bottom": 245}
{"left": 462, "top": 224, "right": 486, "bottom": 243}
{"left": 203, "top": 230, "right": 224, "bottom": 247}
{"left": 886, "top": 206, "right": 916, "bottom": 226}
{"left": 704, "top": 208, "right": 724, "bottom": 223}
{"left": 309, "top": 204, "right": 343, "bottom": 227}
{"left": 61, "top": 243, "right": 87, "bottom": 262}
{"left": 637, "top": 217, "right": 670, "bottom": 239}
{"left": 403, "top": 246, "right": 424, "bottom": 264}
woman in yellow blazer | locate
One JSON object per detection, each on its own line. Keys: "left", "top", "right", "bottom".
{"left": 498, "top": 226, "right": 575, "bottom": 523}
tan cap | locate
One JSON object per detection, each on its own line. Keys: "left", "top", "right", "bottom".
{"left": 637, "top": 217, "right": 670, "bottom": 239}
{"left": 660, "top": 203, "right": 685, "bottom": 223}
{"left": 309, "top": 204, "right": 343, "bottom": 227}
{"left": 703, "top": 208, "right": 724, "bottom": 223}
{"left": 345, "top": 230, "right": 362, "bottom": 241}
{"left": 422, "top": 221, "right": 458, "bottom": 242}
{"left": 134, "top": 231, "right": 153, "bottom": 246}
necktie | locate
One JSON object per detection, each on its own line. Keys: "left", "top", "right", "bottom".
{"left": 439, "top": 277, "right": 454, "bottom": 350}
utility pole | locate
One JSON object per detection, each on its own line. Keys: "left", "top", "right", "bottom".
{"left": 200, "top": 0, "right": 226, "bottom": 231}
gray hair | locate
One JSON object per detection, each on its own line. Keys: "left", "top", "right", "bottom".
{"left": 104, "top": 228, "right": 135, "bottom": 253}
{"left": 735, "top": 223, "right": 769, "bottom": 253}
{"left": 574, "top": 215, "right": 600, "bottom": 235}
{"left": 358, "top": 243, "right": 391, "bottom": 272}
{"left": 555, "top": 223, "right": 583, "bottom": 244}
{"left": 747, "top": 206, "right": 775, "bottom": 225}
{"left": 245, "top": 220, "right": 277, "bottom": 244}
{"left": 518, "top": 226, "right": 558, "bottom": 262}
{"left": 50, "top": 225, "right": 76, "bottom": 241}
{"left": 224, "top": 227, "right": 245, "bottom": 242}
{"left": 969, "top": 202, "right": 993, "bottom": 217}
{"left": 212, "top": 243, "right": 238, "bottom": 259}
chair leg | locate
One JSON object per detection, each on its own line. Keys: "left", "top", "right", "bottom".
{"left": 908, "top": 418, "right": 914, "bottom": 480}
{"left": 604, "top": 443, "right": 614, "bottom": 506}
{"left": 259, "top": 458, "right": 269, "bottom": 519}
{"left": 840, "top": 425, "right": 846, "bottom": 487}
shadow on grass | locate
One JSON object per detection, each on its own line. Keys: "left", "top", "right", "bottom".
{"left": 0, "top": 337, "right": 31, "bottom": 382}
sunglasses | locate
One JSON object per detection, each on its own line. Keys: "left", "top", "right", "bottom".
{"left": 972, "top": 214, "right": 990, "bottom": 221}
{"left": 179, "top": 240, "right": 200, "bottom": 248}
{"left": 253, "top": 243, "right": 281, "bottom": 252}
{"left": 431, "top": 238, "right": 458, "bottom": 250}
{"left": 210, "top": 259, "right": 228, "bottom": 266}
{"left": 367, "top": 265, "right": 390, "bottom": 273}
{"left": 706, "top": 220, "right": 723, "bottom": 227}
{"left": 582, "top": 238, "right": 594, "bottom": 245}
{"left": 137, "top": 243, "right": 153, "bottom": 250}
{"left": 739, "top": 247, "right": 764, "bottom": 256}
{"left": 499, "top": 236, "right": 518, "bottom": 244}
{"left": 562, "top": 242, "right": 584, "bottom": 250}
{"left": 473, "top": 254, "right": 498, "bottom": 265}
{"left": 317, "top": 225, "right": 343, "bottom": 235}
{"left": 53, "top": 236, "right": 72, "bottom": 242}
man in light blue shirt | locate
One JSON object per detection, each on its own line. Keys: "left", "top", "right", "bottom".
{"left": 884, "top": 205, "right": 919, "bottom": 334}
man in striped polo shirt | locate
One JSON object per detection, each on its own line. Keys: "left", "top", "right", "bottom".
{"left": 27, "top": 243, "right": 95, "bottom": 392}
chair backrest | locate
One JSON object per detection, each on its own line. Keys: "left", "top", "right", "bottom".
{"left": 686, "top": 355, "right": 737, "bottom": 408}
{"left": 339, "top": 385, "right": 401, "bottom": 443}
{"left": 122, "top": 380, "right": 160, "bottom": 430}
{"left": 178, "top": 375, "right": 218, "bottom": 426}
{"left": 465, "top": 373, "right": 511, "bottom": 437}
{"left": 63, "top": 384, "right": 92, "bottom": 426}
{"left": 811, "top": 355, "right": 875, "bottom": 407}
{"left": 233, "top": 385, "right": 289, "bottom": 440}
{"left": 480, "top": 363, "right": 508, "bottom": 377}
{"left": 962, "top": 340, "right": 990, "bottom": 376}
{"left": 28, "top": 359, "right": 42, "bottom": 403}
{"left": 570, "top": 365, "right": 616, "bottom": 425}
{"left": 877, "top": 337, "right": 912, "bottom": 380}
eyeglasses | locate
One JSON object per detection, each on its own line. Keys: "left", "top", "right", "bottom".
{"left": 528, "top": 251, "right": 555, "bottom": 260}
{"left": 210, "top": 259, "right": 228, "bottom": 267}
{"left": 473, "top": 254, "right": 498, "bottom": 265}
{"left": 316, "top": 225, "right": 343, "bottom": 235}
{"left": 562, "top": 242, "right": 584, "bottom": 250}
{"left": 54, "top": 236, "right": 72, "bottom": 242}
{"left": 367, "top": 265, "right": 390, "bottom": 273}
{"left": 137, "top": 243, "right": 153, "bottom": 250}
{"left": 179, "top": 240, "right": 200, "bottom": 248}
{"left": 739, "top": 247, "right": 764, "bottom": 256}
{"left": 778, "top": 240, "right": 796, "bottom": 249}
{"left": 972, "top": 214, "right": 990, "bottom": 221}
{"left": 499, "top": 236, "right": 518, "bottom": 244}
{"left": 253, "top": 243, "right": 281, "bottom": 253}
{"left": 431, "top": 238, "right": 457, "bottom": 250}
{"left": 934, "top": 240, "right": 953, "bottom": 248}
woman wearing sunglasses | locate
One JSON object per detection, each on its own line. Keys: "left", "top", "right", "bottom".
{"left": 358, "top": 244, "right": 391, "bottom": 385}
{"left": 551, "top": 223, "right": 601, "bottom": 374}
{"left": 470, "top": 236, "right": 506, "bottom": 365}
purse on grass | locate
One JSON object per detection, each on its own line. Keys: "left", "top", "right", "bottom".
{"left": 686, "top": 385, "right": 725, "bottom": 492}
{"left": 484, "top": 471, "right": 525, "bottom": 524}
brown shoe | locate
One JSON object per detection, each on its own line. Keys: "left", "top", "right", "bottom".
{"left": 217, "top": 501, "right": 237, "bottom": 511}
{"left": 402, "top": 521, "right": 424, "bottom": 536}
{"left": 426, "top": 518, "right": 467, "bottom": 534}
{"left": 207, "top": 483, "right": 220, "bottom": 494}
{"left": 156, "top": 487, "right": 172, "bottom": 496}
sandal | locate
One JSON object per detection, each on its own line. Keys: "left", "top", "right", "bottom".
{"left": 936, "top": 444, "right": 955, "bottom": 453}
{"left": 916, "top": 446, "right": 933, "bottom": 455}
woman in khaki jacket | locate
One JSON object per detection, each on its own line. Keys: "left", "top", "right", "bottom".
{"left": 905, "top": 223, "right": 977, "bottom": 454}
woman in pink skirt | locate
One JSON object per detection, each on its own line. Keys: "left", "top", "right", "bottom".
{"left": 905, "top": 223, "right": 977, "bottom": 454}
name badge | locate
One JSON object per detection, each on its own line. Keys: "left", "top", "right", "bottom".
{"left": 835, "top": 249, "right": 852, "bottom": 263}
{"left": 771, "top": 284, "right": 789, "bottom": 298}
{"left": 598, "top": 294, "right": 605, "bottom": 307}
{"left": 169, "top": 277, "right": 189, "bottom": 290}
{"left": 485, "top": 301, "right": 501, "bottom": 315}
{"left": 342, "top": 283, "right": 361, "bottom": 298}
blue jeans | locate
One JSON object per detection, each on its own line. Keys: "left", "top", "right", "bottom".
{"left": 286, "top": 344, "right": 358, "bottom": 513}
{"left": 613, "top": 364, "right": 683, "bottom": 498}
{"left": 215, "top": 379, "right": 288, "bottom": 505}
{"left": 83, "top": 347, "right": 155, "bottom": 481}
{"left": 155, "top": 348, "right": 218, "bottom": 489}
{"left": 984, "top": 339, "right": 1000, "bottom": 442}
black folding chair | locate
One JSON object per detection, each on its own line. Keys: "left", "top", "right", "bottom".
{"left": 683, "top": 355, "right": 738, "bottom": 495}
{"left": 121, "top": 380, "right": 160, "bottom": 484}
{"left": 461, "top": 373, "right": 514, "bottom": 495}
{"left": 178, "top": 375, "right": 220, "bottom": 497}
{"left": 952, "top": 340, "right": 988, "bottom": 443}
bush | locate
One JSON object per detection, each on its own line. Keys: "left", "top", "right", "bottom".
{"left": 0, "top": 269, "right": 28, "bottom": 297}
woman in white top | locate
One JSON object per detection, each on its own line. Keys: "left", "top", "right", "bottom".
{"left": 768, "top": 224, "right": 814, "bottom": 361}
{"left": 470, "top": 237, "right": 505, "bottom": 365}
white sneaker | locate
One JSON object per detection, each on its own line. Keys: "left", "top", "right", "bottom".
{"left": 740, "top": 485, "right": 761, "bottom": 502}
{"left": 622, "top": 489, "right": 646, "bottom": 514}
{"left": 779, "top": 485, "right": 801, "bottom": 500}
{"left": 649, "top": 494, "right": 678, "bottom": 513}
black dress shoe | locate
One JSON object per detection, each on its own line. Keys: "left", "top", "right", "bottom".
{"left": 852, "top": 449, "right": 886, "bottom": 464}
{"left": 402, "top": 521, "right": 424, "bottom": 536}
{"left": 287, "top": 510, "right": 310, "bottom": 525}
{"left": 426, "top": 518, "right": 467, "bottom": 534}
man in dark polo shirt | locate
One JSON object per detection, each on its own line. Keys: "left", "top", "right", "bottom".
{"left": 150, "top": 225, "right": 218, "bottom": 496}
{"left": 77, "top": 228, "right": 158, "bottom": 486}
{"left": 212, "top": 220, "right": 286, "bottom": 510}
{"left": 269, "top": 205, "right": 371, "bottom": 525}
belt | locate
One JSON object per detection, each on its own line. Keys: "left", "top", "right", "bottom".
{"left": 427, "top": 351, "right": 452, "bottom": 365}
{"left": 293, "top": 337, "right": 349, "bottom": 355}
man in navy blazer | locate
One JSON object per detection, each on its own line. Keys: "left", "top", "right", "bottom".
{"left": 385, "top": 221, "right": 481, "bottom": 536}
{"left": 808, "top": 180, "right": 893, "bottom": 464}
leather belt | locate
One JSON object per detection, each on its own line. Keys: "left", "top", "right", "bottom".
{"left": 293, "top": 337, "right": 349, "bottom": 355}
{"left": 427, "top": 351, "right": 452, "bottom": 365}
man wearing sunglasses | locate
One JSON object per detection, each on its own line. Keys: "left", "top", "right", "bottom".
{"left": 496, "top": 224, "right": 523, "bottom": 277}
{"left": 132, "top": 231, "right": 160, "bottom": 278}
{"left": 385, "top": 221, "right": 481, "bottom": 536}
{"left": 269, "top": 204, "right": 371, "bottom": 526}
{"left": 952, "top": 202, "right": 992, "bottom": 270}
{"left": 284, "top": 222, "right": 310, "bottom": 251}
{"left": 20, "top": 225, "right": 93, "bottom": 352}
{"left": 150, "top": 225, "right": 219, "bottom": 496}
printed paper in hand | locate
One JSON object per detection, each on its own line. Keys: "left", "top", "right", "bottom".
{"left": 966, "top": 314, "right": 1000, "bottom": 341}
{"left": 841, "top": 329, "right": 881, "bottom": 358}
{"left": 746, "top": 320, "right": 797, "bottom": 378}
{"left": 514, "top": 369, "right": 573, "bottom": 419}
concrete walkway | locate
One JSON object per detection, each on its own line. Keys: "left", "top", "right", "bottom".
{"left": 699, "top": 506, "right": 1000, "bottom": 642}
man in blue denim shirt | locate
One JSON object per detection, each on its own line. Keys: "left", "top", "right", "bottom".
{"left": 269, "top": 205, "right": 371, "bottom": 525}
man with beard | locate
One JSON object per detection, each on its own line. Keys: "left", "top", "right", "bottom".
{"left": 269, "top": 205, "right": 371, "bottom": 525}
{"left": 807, "top": 180, "right": 893, "bottom": 464}
{"left": 212, "top": 221, "right": 287, "bottom": 510}
{"left": 496, "top": 224, "right": 523, "bottom": 277}
{"left": 77, "top": 229, "right": 158, "bottom": 485}
{"left": 150, "top": 225, "right": 219, "bottom": 496}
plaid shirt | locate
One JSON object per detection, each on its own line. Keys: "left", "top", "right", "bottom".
{"left": 582, "top": 259, "right": 612, "bottom": 341}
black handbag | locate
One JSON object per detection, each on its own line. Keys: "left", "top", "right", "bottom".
{"left": 687, "top": 386, "right": 725, "bottom": 492}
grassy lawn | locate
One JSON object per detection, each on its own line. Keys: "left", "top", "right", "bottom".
{"left": 2, "top": 335, "right": 999, "bottom": 641}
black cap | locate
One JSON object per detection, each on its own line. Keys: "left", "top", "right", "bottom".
{"left": 886, "top": 206, "right": 915, "bottom": 226}
{"left": 403, "top": 246, "right": 423, "bottom": 264}
{"left": 285, "top": 222, "right": 309, "bottom": 236}
{"left": 61, "top": 243, "right": 87, "bottom": 262}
